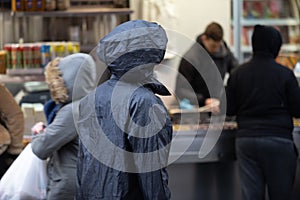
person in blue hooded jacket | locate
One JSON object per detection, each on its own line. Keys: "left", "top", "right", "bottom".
{"left": 75, "top": 20, "right": 173, "bottom": 199}
{"left": 227, "top": 25, "right": 300, "bottom": 200}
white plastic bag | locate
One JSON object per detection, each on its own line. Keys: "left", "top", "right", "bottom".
{"left": 0, "top": 143, "right": 48, "bottom": 200}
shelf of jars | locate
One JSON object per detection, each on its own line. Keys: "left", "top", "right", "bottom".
{"left": 238, "top": 44, "right": 300, "bottom": 53}
{"left": 0, "top": 41, "right": 80, "bottom": 83}
{"left": 0, "top": 1, "right": 131, "bottom": 83}
{"left": 12, "top": 6, "right": 133, "bottom": 17}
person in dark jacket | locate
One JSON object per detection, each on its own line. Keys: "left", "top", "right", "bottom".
{"left": 226, "top": 25, "right": 300, "bottom": 200}
{"left": 75, "top": 20, "right": 173, "bottom": 200}
{"left": 0, "top": 84, "right": 24, "bottom": 178}
{"left": 175, "top": 22, "right": 238, "bottom": 113}
{"left": 31, "top": 53, "right": 97, "bottom": 199}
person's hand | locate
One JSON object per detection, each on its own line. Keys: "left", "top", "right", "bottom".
{"left": 31, "top": 122, "right": 46, "bottom": 135}
{"left": 205, "top": 98, "right": 220, "bottom": 114}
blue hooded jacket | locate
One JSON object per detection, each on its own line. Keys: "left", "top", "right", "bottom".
{"left": 76, "top": 20, "right": 173, "bottom": 200}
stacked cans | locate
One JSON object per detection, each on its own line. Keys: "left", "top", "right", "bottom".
{"left": 3, "top": 41, "right": 80, "bottom": 70}
{"left": 4, "top": 43, "right": 41, "bottom": 69}
{"left": 23, "top": 44, "right": 41, "bottom": 68}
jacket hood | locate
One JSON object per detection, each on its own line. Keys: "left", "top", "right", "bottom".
{"left": 45, "top": 53, "right": 97, "bottom": 104}
{"left": 96, "top": 20, "right": 170, "bottom": 95}
{"left": 251, "top": 25, "right": 282, "bottom": 58}
{"left": 96, "top": 20, "right": 167, "bottom": 80}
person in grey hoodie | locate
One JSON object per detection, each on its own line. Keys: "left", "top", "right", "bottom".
{"left": 31, "top": 53, "right": 97, "bottom": 199}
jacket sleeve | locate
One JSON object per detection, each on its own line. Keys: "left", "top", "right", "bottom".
{"left": 31, "top": 103, "right": 77, "bottom": 160}
{"left": 285, "top": 71, "right": 300, "bottom": 117}
{"left": 175, "top": 58, "right": 206, "bottom": 106}
{"left": 226, "top": 73, "right": 237, "bottom": 116}
{"left": 127, "top": 94, "right": 172, "bottom": 200}
{"left": 224, "top": 41, "right": 239, "bottom": 73}
{"left": 0, "top": 84, "right": 24, "bottom": 155}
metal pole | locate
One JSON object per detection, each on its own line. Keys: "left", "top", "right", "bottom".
{"left": 0, "top": 12, "right": 3, "bottom": 49}
{"left": 233, "top": 0, "right": 243, "bottom": 63}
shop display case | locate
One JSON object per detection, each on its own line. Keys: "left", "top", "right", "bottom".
{"left": 11, "top": 6, "right": 132, "bottom": 52}
{"left": 166, "top": 106, "right": 239, "bottom": 200}
{"left": 168, "top": 115, "right": 300, "bottom": 200}
{"left": 0, "top": 0, "right": 132, "bottom": 82}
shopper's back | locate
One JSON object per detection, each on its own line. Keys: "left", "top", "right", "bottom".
{"left": 227, "top": 25, "right": 300, "bottom": 139}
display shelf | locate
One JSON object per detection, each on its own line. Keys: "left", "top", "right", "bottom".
{"left": 80, "top": 44, "right": 97, "bottom": 53}
{"left": 241, "top": 18, "right": 300, "bottom": 26}
{"left": 238, "top": 44, "right": 300, "bottom": 53}
{"left": 231, "top": 0, "right": 300, "bottom": 63}
{"left": 12, "top": 7, "right": 133, "bottom": 17}
{"left": 0, "top": 68, "right": 45, "bottom": 83}
{"left": 9, "top": 4, "right": 132, "bottom": 52}
{"left": 6, "top": 68, "right": 44, "bottom": 75}
{"left": 1, "top": 2, "right": 131, "bottom": 83}
{"left": 0, "top": 74, "right": 45, "bottom": 83}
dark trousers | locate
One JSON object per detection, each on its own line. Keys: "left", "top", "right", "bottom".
{"left": 0, "top": 152, "right": 9, "bottom": 179}
{"left": 236, "top": 136, "right": 298, "bottom": 200}
{"left": 0, "top": 151, "right": 18, "bottom": 179}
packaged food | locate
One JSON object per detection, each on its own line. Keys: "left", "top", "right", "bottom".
{"left": 45, "top": 0, "right": 56, "bottom": 10}
{"left": 11, "top": 44, "right": 23, "bottom": 69}
{"left": 54, "top": 43, "right": 65, "bottom": 57}
{"left": 23, "top": 44, "right": 33, "bottom": 69}
{"left": 0, "top": 51, "right": 7, "bottom": 74}
{"left": 33, "top": 44, "right": 41, "bottom": 68}
{"left": 25, "top": 0, "right": 36, "bottom": 11}
{"left": 56, "top": 0, "right": 69, "bottom": 10}
{"left": 72, "top": 42, "right": 80, "bottom": 53}
{"left": 12, "top": 0, "right": 25, "bottom": 11}
{"left": 35, "top": 0, "right": 45, "bottom": 11}
{"left": 40, "top": 44, "right": 51, "bottom": 68}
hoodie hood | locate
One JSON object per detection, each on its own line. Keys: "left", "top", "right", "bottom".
{"left": 252, "top": 25, "right": 282, "bottom": 58}
{"left": 45, "top": 53, "right": 97, "bottom": 104}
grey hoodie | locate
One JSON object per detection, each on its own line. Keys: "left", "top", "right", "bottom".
{"left": 31, "top": 53, "right": 97, "bottom": 200}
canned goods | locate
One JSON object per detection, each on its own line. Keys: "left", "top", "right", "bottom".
{"left": 33, "top": 44, "right": 41, "bottom": 68}
{"left": 55, "top": 43, "right": 65, "bottom": 57}
{"left": 4, "top": 44, "right": 12, "bottom": 69}
{"left": 11, "top": 44, "right": 23, "bottom": 69}
{"left": 72, "top": 42, "right": 80, "bottom": 53}
{"left": 23, "top": 44, "right": 33, "bottom": 69}
{"left": 40, "top": 44, "right": 51, "bottom": 68}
